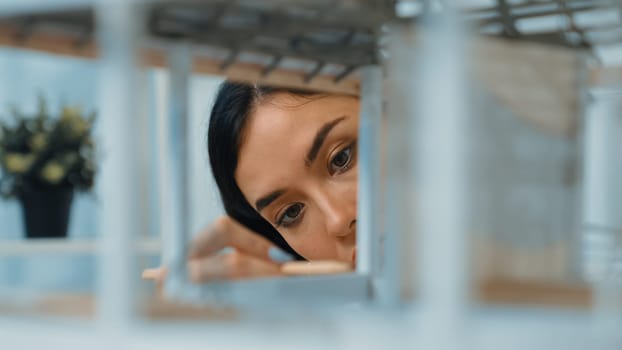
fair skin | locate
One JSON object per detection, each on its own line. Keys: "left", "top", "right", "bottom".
{"left": 236, "top": 93, "right": 359, "bottom": 263}
{"left": 151, "top": 93, "right": 360, "bottom": 283}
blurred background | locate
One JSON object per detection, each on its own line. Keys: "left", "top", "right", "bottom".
{"left": 0, "top": 1, "right": 621, "bottom": 349}
{"left": 0, "top": 49, "right": 224, "bottom": 293}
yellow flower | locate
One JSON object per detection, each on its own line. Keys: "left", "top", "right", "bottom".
{"left": 29, "top": 133, "right": 47, "bottom": 152}
{"left": 72, "top": 119, "right": 89, "bottom": 136}
{"left": 40, "top": 161, "right": 66, "bottom": 184}
{"left": 61, "top": 106, "right": 89, "bottom": 138}
{"left": 3, "top": 153, "right": 35, "bottom": 173}
{"left": 61, "top": 106, "right": 82, "bottom": 120}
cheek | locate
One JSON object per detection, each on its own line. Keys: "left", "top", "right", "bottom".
{"left": 279, "top": 223, "right": 336, "bottom": 261}
{"left": 337, "top": 171, "right": 359, "bottom": 209}
{"left": 282, "top": 232, "right": 322, "bottom": 261}
{"left": 280, "top": 178, "right": 359, "bottom": 260}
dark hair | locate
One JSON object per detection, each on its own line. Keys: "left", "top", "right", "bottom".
{"left": 207, "top": 81, "right": 315, "bottom": 260}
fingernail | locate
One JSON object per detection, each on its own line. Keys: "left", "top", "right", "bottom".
{"left": 268, "top": 247, "right": 295, "bottom": 263}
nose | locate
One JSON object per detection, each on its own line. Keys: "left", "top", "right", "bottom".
{"left": 314, "top": 187, "right": 356, "bottom": 238}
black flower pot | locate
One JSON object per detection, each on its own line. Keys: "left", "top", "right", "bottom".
{"left": 19, "top": 186, "right": 74, "bottom": 239}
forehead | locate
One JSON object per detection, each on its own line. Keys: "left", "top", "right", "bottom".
{"left": 235, "top": 93, "right": 359, "bottom": 203}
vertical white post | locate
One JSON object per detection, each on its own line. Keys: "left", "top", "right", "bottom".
{"left": 414, "top": 10, "right": 470, "bottom": 350}
{"left": 161, "top": 43, "right": 192, "bottom": 297}
{"left": 582, "top": 88, "right": 622, "bottom": 333}
{"left": 380, "top": 22, "right": 417, "bottom": 304}
{"left": 95, "top": 0, "right": 146, "bottom": 330}
{"left": 357, "top": 66, "right": 383, "bottom": 278}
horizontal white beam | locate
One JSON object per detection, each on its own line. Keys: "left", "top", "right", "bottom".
{"left": 170, "top": 273, "right": 370, "bottom": 308}
{"left": 1, "top": 308, "right": 619, "bottom": 350}
{"left": 0, "top": 238, "right": 160, "bottom": 256}
{"left": 0, "top": 0, "right": 94, "bottom": 15}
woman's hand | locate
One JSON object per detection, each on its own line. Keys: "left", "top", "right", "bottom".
{"left": 144, "top": 216, "right": 295, "bottom": 284}
{"left": 186, "top": 216, "right": 294, "bottom": 282}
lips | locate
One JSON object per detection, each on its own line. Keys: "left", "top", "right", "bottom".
{"left": 351, "top": 247, "right": 357, "bottom": 267}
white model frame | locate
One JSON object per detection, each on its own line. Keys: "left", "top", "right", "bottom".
{"left": 0, "top": 1, "right": 621, "bottom": 350}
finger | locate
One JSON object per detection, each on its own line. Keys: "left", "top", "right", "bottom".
{"left": 281, "top": 261, "right": 352, "bottom": 275}
{"left": 187, "top": 217, "right": 230, "bottom": 259}
{"left": 142, "top": 266, "right": 168, "bottom": 298}
{"left": 142, "top": 266, "right": 167, "bottom": 283}
{"left": 188, "top": 250, "right": 282, "bottom": 283}
{"left": 188, "top": 217, "right": 292, "bottom": 263}
{"left": 228, "top": 219, "right": 289, "bottom": 261}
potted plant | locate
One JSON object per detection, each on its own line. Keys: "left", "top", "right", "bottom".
{"left": 0, "top": 96, "right": 96, "bottom": 239}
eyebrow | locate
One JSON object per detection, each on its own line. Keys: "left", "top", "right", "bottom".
{"left": 254, "top": 115, "right": 347, "bottom": 213}
{"left": 255, "top": 189, "right": 285, "bottom": 212}
{"left": 305, "top": 116, "right": 347, "bottom": 167}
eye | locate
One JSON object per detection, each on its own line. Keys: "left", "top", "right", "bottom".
{"left": 329, "top": 143, "right": 355, "bottom": 174}
{"left": 277, "top": 203, "right": 304, "bottom": 227}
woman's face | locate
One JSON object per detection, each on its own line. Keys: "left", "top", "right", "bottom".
{"left": 235, "top": 93, "right": 359, "bottom": 264}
